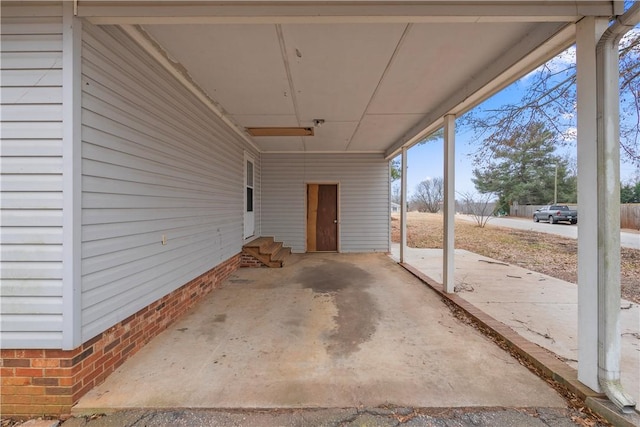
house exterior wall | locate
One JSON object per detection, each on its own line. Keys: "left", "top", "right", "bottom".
{"left": 79, "top": 22, "right": 259, "bottom": 342}
{"left": 0, "top": 255, "right": 240, "bottom": 418}
{"left": 0, "top": 3, "right": 65, "bottom": 349}
{"left": 261, "top": 153, "right": 390, "bottom": 253}
{"left": 1, "top": 12, "right": 261, "bottom": 416}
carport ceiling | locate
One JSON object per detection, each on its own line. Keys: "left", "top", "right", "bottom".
{"left": 80, "top": 1, "right": 620, "bottom": 156}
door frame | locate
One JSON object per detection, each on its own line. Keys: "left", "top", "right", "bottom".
{"left": 243, "top": 152, "right": 256, "bottom": 239}
{"left": 305, "top": 182, "right": 340, "bottom": 252}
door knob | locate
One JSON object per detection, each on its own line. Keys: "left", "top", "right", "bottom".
{"left": 334, "top": 219, "right": 338, "bottom": 224}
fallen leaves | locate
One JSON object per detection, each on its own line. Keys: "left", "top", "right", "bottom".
{"left": 572, "top": 415, "right": 598, "bottom": 426}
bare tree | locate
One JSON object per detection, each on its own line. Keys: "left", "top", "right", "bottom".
{"left": 458, "top": 191, "right": 495, "bottom": 227}
{"left": 411, "top": 178, "right": 444, "bottom": 213}
{"left": 391, "top": 182, "right": 401, "bottom": 204}
{"left": 463, "top": 29, "right": 640, "bottom": 167}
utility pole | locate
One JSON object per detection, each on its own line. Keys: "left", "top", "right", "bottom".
{"left": 554, "top": 163, "right": 558, "bottom": 204}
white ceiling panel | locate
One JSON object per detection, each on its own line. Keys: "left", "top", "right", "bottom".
{"left": 232, "top": 114, "right": 299, "bottom": 127}
{"left": 140, "top": 14, "right": 576, "bottom": 154}
{"left": 303, "top": 121, "right": 359, "bottom": 152}
{"left": 144, "top": 24, "right": 294, "bottom": 115}
{"left": 368, "top": 22, "right": 539, "bottom": 114}
{"left": 281, "top": 24, "right": 406, "bottom": 122}
{"left": 348, "top": 114, "right": 424, "bottom": 152}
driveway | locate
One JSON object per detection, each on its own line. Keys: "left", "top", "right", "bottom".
{"left": 73, "top": 253, "right": 565, "bottom": 413}
{"left": 391, "top": 245, "right": 640, "bottom": 414}
{"left": 458, "top": 215, "right": 640, "bottom": 249}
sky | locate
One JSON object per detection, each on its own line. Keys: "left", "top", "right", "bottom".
{"left": 396, "top": 29, "right": 640, "bottom": 199}
{"left": 399, "top": 86, "right": 518, "bottom": 197}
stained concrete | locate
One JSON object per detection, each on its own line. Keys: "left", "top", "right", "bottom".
{"left": 392, "top": 246, "right": 640, "bottom": 412}
{"left": 73, "top": 253, "right": 565, "bottom": 413}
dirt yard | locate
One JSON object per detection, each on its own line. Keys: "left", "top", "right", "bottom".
{"left": 391, "top": 212, "right": 640, "bottom": 304}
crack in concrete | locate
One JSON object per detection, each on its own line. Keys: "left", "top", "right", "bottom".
{"left": 130, "top": 411, "right": 157, "bottom": 426}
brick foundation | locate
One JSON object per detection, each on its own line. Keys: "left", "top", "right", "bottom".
{"left": 240, "top": 252, "right": 267, "bottom": 268}
{"left": 0, "top": 253, "right": 240, "bottom": 418}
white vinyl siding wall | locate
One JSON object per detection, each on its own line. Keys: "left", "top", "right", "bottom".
{"left": 261, "top": 153, "right": 389, "bottom": 253}
{"left": 80, "top": 23, "right": 258, "bottom": 341}
{"left": 0, "top": 4, "right": 65, "bottom": 349}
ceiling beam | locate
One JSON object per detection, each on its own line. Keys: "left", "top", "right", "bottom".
{"left": 79, "top": 1, "right": 617, "bottom": 25}
{"left": 384, "top": 22, "right": 575, "bottom": 159}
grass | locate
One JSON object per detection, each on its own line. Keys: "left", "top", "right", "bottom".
{"left": 391, "top": 212, "right": 640, "bottom": 304}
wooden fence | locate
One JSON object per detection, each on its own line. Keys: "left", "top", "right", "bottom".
{"left": 510, "top": 203, "right": 640, "bottom": 230}
{"left": 621, "top": 204, "right": 640, "bottom": 230}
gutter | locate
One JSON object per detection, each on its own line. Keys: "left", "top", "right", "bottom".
{"left": 594, "top": 2, "right": 640, "bottom": 414}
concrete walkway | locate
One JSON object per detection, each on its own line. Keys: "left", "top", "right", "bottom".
{"left": 391, "top": 245, "right": 640, "bottom": 413}
{"left": 73, "top": 253, "right": 565, "bottom": 413}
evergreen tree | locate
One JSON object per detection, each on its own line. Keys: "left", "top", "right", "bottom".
{"left": 621, "top": 181, "right": 640, "bottom": 203}
{"left": 472, "top": 122, "right": 576, "bottom": 213}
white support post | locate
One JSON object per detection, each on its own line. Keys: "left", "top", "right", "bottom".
{"left": 400, "top": 147, "right": 408, "bottom": 263}
{"left": 577, "top": 7, "right": 638, "bottom": 411}
{"left": 595, "top": 11, "right": 636, "bottom": 411}
{"left": 443, "top": 115, "right": 455, "bottom": 293}
{"left": 61, "top": 2, "right": 83, "bottom": 349}
{"left": 576, "top": 16, "right": 607, "bottom": 393}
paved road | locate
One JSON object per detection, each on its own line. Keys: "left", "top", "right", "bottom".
{"left": 458, "top": 215, "right": 640, "bottom": 249}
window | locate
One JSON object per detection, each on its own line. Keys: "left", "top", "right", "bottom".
{"left": 246, "top": 160, "right": 254, "bottom": 213}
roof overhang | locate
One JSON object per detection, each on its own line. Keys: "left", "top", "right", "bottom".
{"left": 79, "top": 1, "right": 622, "bottom": 24}
{"left": 77, "top": 1, "right": 622, "bottom": 158}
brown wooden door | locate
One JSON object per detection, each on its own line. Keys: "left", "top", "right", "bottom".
{"left": 307, "top": 184, "right": 338, "bottom": 252}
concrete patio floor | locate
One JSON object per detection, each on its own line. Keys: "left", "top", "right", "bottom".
{"left": 73, "top": 253, "right": 566, "bottom": 414}
{"left": 391, "top": 245, "right": 640, "bottom": 413}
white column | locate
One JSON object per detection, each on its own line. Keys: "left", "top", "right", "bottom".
{"left": 443, "top": 115, "right": 455, "bottom": 293}
{"left": 576, "top": 16, "right": 607, "bottom": 392}
{"left": 400, "top": 147, "right": 408, "bottom": 263}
